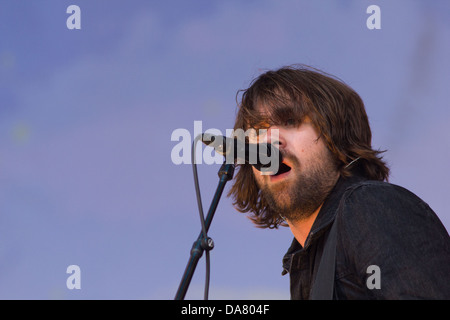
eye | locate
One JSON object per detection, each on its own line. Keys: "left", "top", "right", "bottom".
{"left": 251, "top": 121, "right": 271, "bottom": 133}
{"left": 284, "top": 119, "right": 296, "bottom": 127}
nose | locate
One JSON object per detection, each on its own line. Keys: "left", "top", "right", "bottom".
{"left": 263, "top": 126, "right": 285, "bottom": 149}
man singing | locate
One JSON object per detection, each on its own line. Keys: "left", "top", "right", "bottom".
{"left": 228, "top": 65, "right": 450, "bottom": 299}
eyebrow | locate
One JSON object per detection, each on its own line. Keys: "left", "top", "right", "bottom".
{"left": 251, "top": 104, "right": 305, "bottom": 127}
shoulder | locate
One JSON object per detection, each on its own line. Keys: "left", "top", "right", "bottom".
{"left": 343, "top": 180, "right": 424, "bottom": 205}
{"left": 340, "top": 179, "right": 436, "bottom": 222}
{"left": 337, "top": 178, "right": 449, "bottom": 251}
{"left": 335, "top": 179, "right": 450, "bottom": 299}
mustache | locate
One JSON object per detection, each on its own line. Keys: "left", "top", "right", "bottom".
{"left": 280, "top": 150, "right": 300, "bottom": 167}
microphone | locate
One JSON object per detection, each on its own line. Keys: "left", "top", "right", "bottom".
{"left": 200, "top": 133, "right": 282, "bottom": 172}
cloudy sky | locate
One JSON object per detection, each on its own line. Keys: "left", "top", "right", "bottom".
{"left": 0, "top": 0, "right": 449, "bottom": 299}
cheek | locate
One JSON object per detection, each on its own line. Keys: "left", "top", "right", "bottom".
{"left": 251, "top": 167, "right": 261, "bottom": 179}
{"left": 289, "top": 141, "right": 326, "bottom": 170}
{"left": 251, "top": 167, "right": 266, "bottom": 185}
{"left": 303, "top": 137, "right": 328, "bottom": 158}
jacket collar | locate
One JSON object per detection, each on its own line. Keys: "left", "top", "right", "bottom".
{"left": 309, "top": 173, "right": 366, "bottom": 238}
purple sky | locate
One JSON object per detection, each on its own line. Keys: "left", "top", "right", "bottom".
{"left": 0, "top": 0, "right": 449, "bottom": 299}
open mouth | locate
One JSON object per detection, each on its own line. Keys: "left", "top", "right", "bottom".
{"left": 269, "top": 161, "right": 292, "bottom": 181}
{"left": 273, "top": 162, "right": 291, "bottom": 176}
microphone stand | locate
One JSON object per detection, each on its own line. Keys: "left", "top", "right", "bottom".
{"left": 174, "top": 161, "right": 235, "bottom": 300}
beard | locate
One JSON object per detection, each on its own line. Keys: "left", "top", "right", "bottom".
{"left": 258, "top": 149, "right": 338, "bottom": 222}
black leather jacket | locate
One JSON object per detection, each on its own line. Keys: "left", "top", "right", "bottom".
{"left": 282, "top": 174, "right": 450, "bottom": 299}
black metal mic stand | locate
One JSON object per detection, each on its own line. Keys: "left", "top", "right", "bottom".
{"left": 174, "top": 161, "right": 235, "bottom": 300}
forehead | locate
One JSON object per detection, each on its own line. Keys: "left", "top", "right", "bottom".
{"left": 244, "top": 97, "right": 308, "bottom": 129}
{"left": 253, "top": 100, "right": 272, "bottom": 117}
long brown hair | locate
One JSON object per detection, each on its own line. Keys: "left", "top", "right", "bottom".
{"left": 228, "top": 65, "right": 389, "bottom": 229}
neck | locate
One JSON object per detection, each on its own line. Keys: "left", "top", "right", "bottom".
{"left": 286, "top": 204, "right": 323, "bottom": 247}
